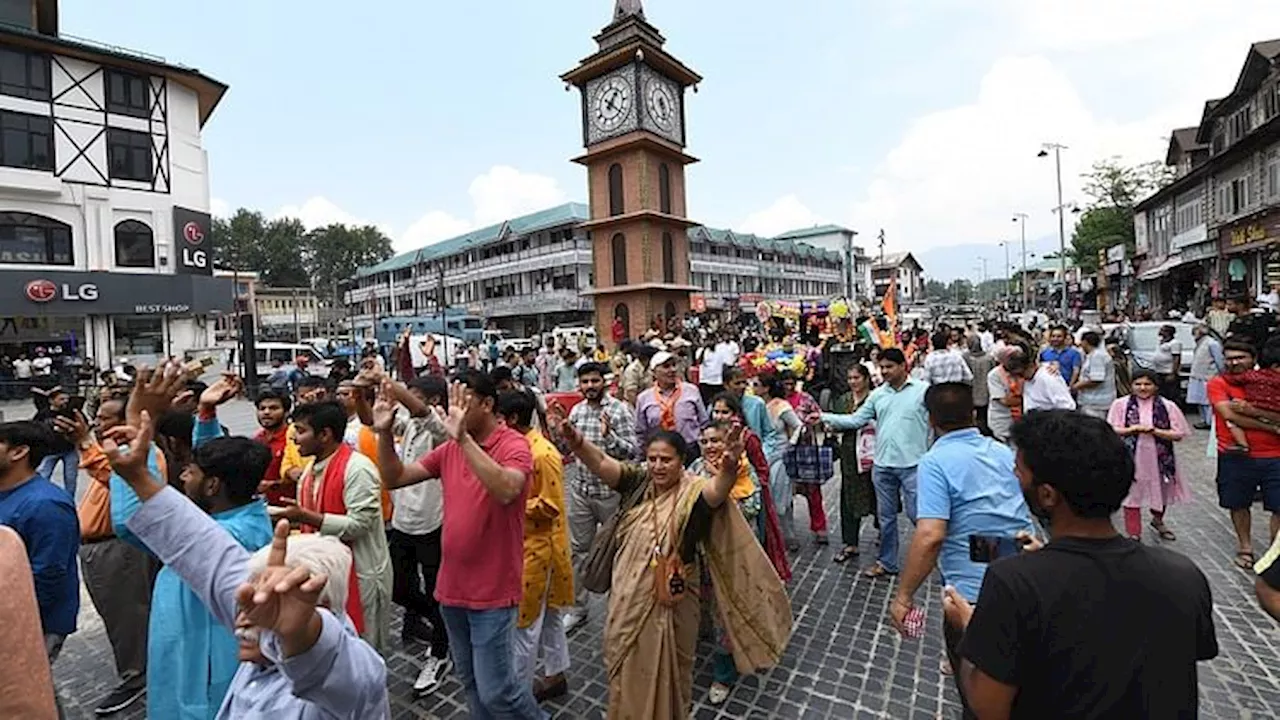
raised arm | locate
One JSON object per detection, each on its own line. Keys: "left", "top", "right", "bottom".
{"left": 549, "top": 403, "right": 623, "bottom": 489}
{"left": 105, "top": 413, "right": 246, "bottom": 630}
{"left": 822, "top": 393, "right": 876, "bottom": 431}
{"left": 372, "top": 380, "right": 438, "bottom": 490}
{"left": 701, "top": 425, "right": 744, "bottom": 508}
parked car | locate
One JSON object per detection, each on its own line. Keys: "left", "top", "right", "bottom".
{"left": 228, "top": 342, "right": 331, "bottom": 383}
{"left": 1118, "top": 321, "right": 1195, "bottom": 398}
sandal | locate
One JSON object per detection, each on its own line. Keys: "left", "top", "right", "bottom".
{"left": 814, "top": 533, "right": 830, "bottom": 546}
{"left": 939, "top": 655, "right": 954, "bottom": 676}
{"left": 833, "top": 546, "right": 859, "bottom": 563}
{"left": 1150, "top": 521, "right": 1176, "bottom": 541}
{"left": 708, "top": 683, "right": 730, "bottom": 705}
{"left": 862, "top": 562, "right": 897, "bottom": 578}
{"left": 1235, "top": 551, "right": 1256, "bottom": 570}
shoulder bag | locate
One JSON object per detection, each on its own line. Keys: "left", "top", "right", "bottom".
{"left": 580, "top": 473, "right": 651, "bottom": 594}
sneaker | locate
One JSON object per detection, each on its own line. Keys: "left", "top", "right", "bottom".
{"left": 95, "top": 685, "right": 145, "bottom": 715}
{"left": 414, "top": 655, "right": 451, "bottom": 695}
{"left": 561, "top": 610, "right": 587, "bottom": 635}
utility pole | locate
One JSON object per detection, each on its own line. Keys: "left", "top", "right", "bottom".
{"left": 1000, "top": 241, "right": 1011, "bottom": 307}
{"left": 1012, "top": 213, "right": 1029, "bottom": 310}
{"left": 292, "top": 287, "right": 301, "bottom": 342}
{"left": 1039, "top": 143, "right": 1070, "bottom": 316}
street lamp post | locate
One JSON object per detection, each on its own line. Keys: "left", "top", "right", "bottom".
{"left": 1012, "top": 213, "right": 1029, "bottom": 310}
{"left": 1038, "top": 143, "right": 1069, "bottom": 316}
{"left": 998, "top": 241, "right": 1011, "bottom": 307}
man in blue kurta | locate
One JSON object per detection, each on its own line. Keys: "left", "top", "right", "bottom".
{"left": 113, "top": 403, "right": 273, "bottom": 718}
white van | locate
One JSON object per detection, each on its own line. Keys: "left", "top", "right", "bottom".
{"left": 228, "top": 342, "right": 330, "bottom": 382}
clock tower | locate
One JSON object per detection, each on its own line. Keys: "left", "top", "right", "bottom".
{"left": 562, "top": 0, "right": 702, "bottom": 347}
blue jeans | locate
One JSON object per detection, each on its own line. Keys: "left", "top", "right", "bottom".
{"left": 38, "top": 449, "right": 79, "bottom": 501}
{"left": 871, "top": 465, "right": 918, "bottom": 573}
{"left": 440, "top": 605, "right": 547, "bottom": 720}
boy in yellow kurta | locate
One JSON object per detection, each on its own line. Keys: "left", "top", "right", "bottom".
{"left": 498, "top": 390, "right": 574, "bottom": 701}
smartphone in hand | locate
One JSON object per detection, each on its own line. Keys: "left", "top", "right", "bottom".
{"left": 968, "top": 534, "right": 1023, "bottom": 563}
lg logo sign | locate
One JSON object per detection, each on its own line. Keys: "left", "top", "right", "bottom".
{"left": 173, "top": 207, "right": 214, "bottom": 275}
{"left": 181, "top": 220, "right": 208, "bottom": 270}
{"left": 25, "top": 279, "right": 99, "bottom": 303}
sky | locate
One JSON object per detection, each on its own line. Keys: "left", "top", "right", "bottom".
{"left": 61, "top": 0, "right": 1280, "bottom": 281}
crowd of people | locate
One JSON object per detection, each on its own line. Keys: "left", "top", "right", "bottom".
{"left": 1, "top": 292, "right": 1279, "bottom": 718}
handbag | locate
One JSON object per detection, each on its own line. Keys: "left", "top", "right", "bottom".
{"left": 784, "top": 427, "right": 835, "bottom": 483}
{"left": 580, "top": 474, "right": 650, "bottom": 594}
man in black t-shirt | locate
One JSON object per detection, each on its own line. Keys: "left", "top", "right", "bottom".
{"left": 1225, "top": 293, "right": 1280, "bottom": 350}
{"left": 942, "top": 410, "right": 1218, "bottom": 719}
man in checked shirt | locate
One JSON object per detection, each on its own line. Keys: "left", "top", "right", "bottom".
{"left": 559, "top": 361, "right": 637, "bottom": 635}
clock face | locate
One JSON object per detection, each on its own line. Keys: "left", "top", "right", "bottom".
{"left": 645, "top": 79, "right": 677, "bottom": 132}
{"left": 591, "top": 75, "right": 633, "bottom": 134}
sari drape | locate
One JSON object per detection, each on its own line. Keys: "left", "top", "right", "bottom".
{"left": 603, "top": 467, "right": 792, "bottom": 719}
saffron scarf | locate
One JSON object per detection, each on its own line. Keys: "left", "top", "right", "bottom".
{"left": 654, "top": 384, "right": 681, "bottom": 431}
{"left": 299, "top": 443, "right": 366, "bottom": 633}
{"left": 1123, "top": 394, "right": 1177, "bottom": 484}
{"left": 999, "top": 367, "right": 1024, "bottom": 420}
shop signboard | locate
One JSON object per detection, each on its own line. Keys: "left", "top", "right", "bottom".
{"left": 1180, "top": 240, "right": 1218, "bottom": 264}
{"left": 1219, "top": 212, "right": 1280, "bottom": 255}
{"left": 1133, "top": 211, "right": 1149, "bottom": 255}
{"left": 0, "top": 270, "right": 234, "bottom": 317}
{"left": 173, "top": 207, "right": 214, "bottom": 276}
{"left": 1106, "top": 244, "right": 1126, "bottom": 263}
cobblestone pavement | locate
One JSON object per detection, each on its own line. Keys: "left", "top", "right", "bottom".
{"left": 34, "top": 398, "right": 1280, "bottom": 719}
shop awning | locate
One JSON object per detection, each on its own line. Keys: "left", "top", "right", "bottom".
{"left": 1137, "top": 253, "right": 1183, "bottom": 281}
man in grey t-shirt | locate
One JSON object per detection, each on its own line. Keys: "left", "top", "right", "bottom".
{"left": 1073, "top": 331, "right": 1115, "bottom": 419}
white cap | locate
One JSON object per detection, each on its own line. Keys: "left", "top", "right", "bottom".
{"left": 649, "top": 351, "right": 675, "bottom": 370}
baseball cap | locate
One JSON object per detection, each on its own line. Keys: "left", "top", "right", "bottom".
{"left": 650, "top": 351, "right": 675, "bottom": 370}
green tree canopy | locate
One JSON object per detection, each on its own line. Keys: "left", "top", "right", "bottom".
{"left": 1070, "top": 157, "right": 1175, "bottom": 273}
{"left": 211, "top": 208, "right": 394, "bottom": 292}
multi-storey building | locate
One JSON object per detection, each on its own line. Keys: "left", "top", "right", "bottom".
{"left": 347, "top": 203, "right": 848, "bottom": 339}
{"left": 772, "top": 224, "right": 871, "bottom": 300}
{"left": 871, "top": 252, "right": 926, "bottom": 305}
{"left": 1134, "top": 39, "right": 1280, "bottom": 310}
{"left": 0, "top": 0, "right": 231, "bottom": 366}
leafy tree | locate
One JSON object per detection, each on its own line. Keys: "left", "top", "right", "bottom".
{"left": 209, "top": 208, "right": 308, "bottom": 286}
{"left": 306, "top": 223, "right": 394, "bottom": 298}
{"left": 1070, "top": 157, "right": 1172, "bottom": 273}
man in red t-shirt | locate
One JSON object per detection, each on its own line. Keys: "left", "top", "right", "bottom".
{"left": 1207, "top": 339, "right": 1280, "bottom": 570}
{"left": 374, "top": 371, "right": 542, "bottom": 719}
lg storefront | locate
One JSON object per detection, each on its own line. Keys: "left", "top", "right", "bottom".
{"left": 0, "top": 270, "right": 233, "bottom": 367}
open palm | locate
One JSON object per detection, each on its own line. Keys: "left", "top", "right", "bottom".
{"left": 443, "top": 382, "right": 470, "bottom": 440}
{"left": 371, "top": 381, "right": 399, "bottom": 433}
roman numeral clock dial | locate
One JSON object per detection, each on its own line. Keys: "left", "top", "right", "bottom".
{"left": 645, "top": 78, "right": 677, "bottom": 133}
{"left": 591, "top": 75, "right": 632, "bottom": 135}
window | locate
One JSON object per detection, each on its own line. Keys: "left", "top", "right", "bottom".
{"left": 614, "top": 303, "right": 630, "bottom": 335}
{"left": 0, "top": 109, "right": 51, "bottom": 170}
{"left": 114, "top": 219, "right": 154, "bottom": 267}
{"left": 659, "top": 163, "right": 672, "bottom": 213}
{"left": 105, "top": 69, "right": 149, "bottom": 118}
{"left": 608, "top": 163, "right": 624, "bottom": 216}
{"left": 0, "top": 47, "right": 49, "bottom": 101}
{"left": 662, "top": 231, "right": 675, "bottom": 283}
{"left": 114, "top": 315, "right": 164, "bottom": 357}
{"left": 0, "top": 212, "right": 71, "bottom": 265}
{"left": 1174, "top": 190, "right": 1203, "bottom": 233}
{"left": 107, "top": 128, "right": 152, "bottom": 181}
{"left": 1265, "top": 84, "right": 1280, "bottom": 121}
{"left": 1269, "top": 150, "right": 1280, "bottom": 201}
{"left": 611, "top": 233, "right": 627, "bottom": 286}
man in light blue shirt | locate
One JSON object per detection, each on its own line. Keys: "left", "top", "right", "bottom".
{"left": 821, "top": 347, "right": 930, "bottom": 577}
{"left": 888, "top": 382, "right": 1033, "bottom": 717}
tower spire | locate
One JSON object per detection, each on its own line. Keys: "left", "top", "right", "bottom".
{"left": 612, "top": 0, "right": 644, "bottom": 23}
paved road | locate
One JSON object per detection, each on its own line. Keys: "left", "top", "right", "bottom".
{"left": 31, "top": 398, "right": 1280, "bottom": 719}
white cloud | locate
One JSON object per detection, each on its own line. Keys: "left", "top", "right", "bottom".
{"left": 738, "top": 195, "right": 826, "bottom": 237}
{"left": 467, "top": 166, "right": 568, "bottom": 227}
{"left": 272, "top": 166, "right": 568, "bottom": 254}
{"left": 841, "top": 1, "right": 1280, "bottom": 264}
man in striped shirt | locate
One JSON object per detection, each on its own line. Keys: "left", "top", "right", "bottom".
{"left": 560, "top": 362, "right": 637, "bottom": 634}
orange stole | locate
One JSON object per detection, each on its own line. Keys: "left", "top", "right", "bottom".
{"left": 299, "top": 443, "right": 366, "bottom": 633}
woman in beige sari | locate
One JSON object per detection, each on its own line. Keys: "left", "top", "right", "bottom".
{"left": 552, "top": 413, "right": 793, "bottom": 719}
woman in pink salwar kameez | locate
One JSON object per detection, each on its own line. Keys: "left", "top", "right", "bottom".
{"left": 1107, "top": 370, "right": 1191, "bottom": 542}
